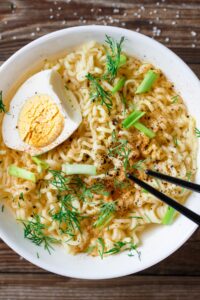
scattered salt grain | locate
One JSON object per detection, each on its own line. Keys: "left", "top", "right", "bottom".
{"left": 172, "top": 21, "right": 176, "bottom": 25}
{"left": 12, "top": 36, "right": 16, "bottom": 40}
{"left": 191, "top": 44, "right": 196, "bottom": 48}
{"left": 31, "top": 32, "right": 35, "bottom": 37}
{"left": 90, "top": 8, "right": 94, "bottom": 12}
{"left": 49, "top": 8, "right": 53, "bottom": 12}
{"left": 191, "top": 31, "right": 197, "bottom": 37}
{"left": 121, "top": 22, "right": 126, "bottom": 27}
{"left": 113, "top": 8, "right": 119, "bottom": 13}
{"left": 136, "top": 28, "right": 140, "bottom": 32}
{"left": 49, "top": 15, "right": 54, "bottom": 19}
{"left": 36, "top": 27, "right": 40, "bottom": 32}
{"left": 62, "top": 20, "right": 66, "bottom": 25}
{"left": 58, "top": 7, "right": 62, "bottom": 11}
{"left": 165, "top": 37, "right": 170, "bottom": 42}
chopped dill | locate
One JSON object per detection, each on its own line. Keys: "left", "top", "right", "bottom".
{"left": 97, "top": 237, "right": 105, "bottom": 259}
{"left": 171, "top": 95, "right": 179, "bottom": 104}
{"left": 132, "top": 159, "right": 146, "bottom": 171}
{"left": 195, "top": 127, "right": 200, "bottom": 138}
{"left": 105, "top": 241, "right": 127, "bottom": 255}
{"left": 94, "top": 202, "right": 116, "bottom": 228}
{"left": 114, "top": 178, "right": 130, "bottom": 189}
{"left": 21, "top": 215, "right": 59, "bottom": 254}
{"left": 173, "top": 136, "right": 178, "bottom": 147}
{"left": 144, "top": 213, "right": 152, "bottom": 223}
{"left": 1, "top": 204, "right": 4, "bottom": 213}
{"left": 85, "top": 245, "right": 95, "bottom": 254}
{"left": 108, "top": 138, "right": 131, "bottom": 171}
{"left": 105, "top": 240, "right": 140, "bottom": 258}
{"left": 86, "top": 73, "right": 112, "bottom": 112}
{"left": 104, "top": 35, "right": 125, "bottom": 80}
{"left": 0, "top": 91, "right": 6, "bottom": 113}
{"left": 19, "top": 192, "right": 24, "bottom": 201}
{"left": 37, "top": 252, "right": 40, "bottom": 259}
{"left": 51, "top": 194, "right": 81, "bottom": 236}
{"left": 49, "top": 170, "right": 71, "bottom": 191}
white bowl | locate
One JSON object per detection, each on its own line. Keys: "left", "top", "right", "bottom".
{"left": 0, "top": 25, "right": 199, "bottom": 279}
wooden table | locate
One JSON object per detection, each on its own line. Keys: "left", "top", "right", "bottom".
{"left": 0, "top": 1, "right": 200, "bottom": 299}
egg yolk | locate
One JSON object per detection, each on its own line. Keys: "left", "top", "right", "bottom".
{"left": 18, "top": 94, "right": 64, "bottom": 148}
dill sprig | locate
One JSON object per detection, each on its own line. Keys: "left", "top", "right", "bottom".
{"left": 97, "top": 237, "right": 105, "bottom": 259}
{"left": 108, "top": 138, "right": 131, "bottom": 170}
{"left": 22, "top": 215, "right": 59, "bottom": 254}
{"left": 71, "top": 177, "right": 109, "bottom": 201}
{"left": 105, "top": 240, "right": 140, "bottom": 258}
{"left": 132, "top": 159, "right": 146, "bottom": 171}
{"left": 86, "top": 73, "right": 112, "bottom": 112}
{"left": 195, "top": 127, "right": 200, "bottom": 138}
{"left": 49, "top": 170, "right": 71, "bottom": 191}
{"left": 104, "top": 35, "right": 125, "bottom": 80}
{"left": 0, "top": 91, "right": 6, "bottom": 113}
{"left": 105, "top": 241, "right": 127, "bottom": 255}
{"left": 51, "top": 194, "right": 81, "bottom": 236}
{"left": 94, "top": 201, "right": 116, "bottom": 228}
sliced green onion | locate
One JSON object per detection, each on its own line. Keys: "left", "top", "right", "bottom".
{"left": 63, "top": 164, "right": 96, "bottom": 175}
{"left": 8, "top": 165, "right": 36, "bottom": 183}
{"left": 133, "top": 121, "right": 155, "bottom": 138}
{"left": 119, "top": 54, "right": 127, "bottom": 67}
{"left": 122, "top": 110, "right": 145, "bottom": 129}
{"left": 32, "top": 156, "right": 49, "bottom": 173}
{"left": 162, "top": 206, "right": 176, "bottom": 225}
{"left": 111, "top": 77, "right": 126, "bottom": 94}
{"left": 136, "top": 70, "right": 159, "bottom": 94}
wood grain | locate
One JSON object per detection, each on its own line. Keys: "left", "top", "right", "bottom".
{"left": 0, "top": 0, "right": 200, "bottom": 299}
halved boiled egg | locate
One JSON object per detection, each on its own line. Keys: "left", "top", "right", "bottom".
{"left": 2, "top": 70, "right": 82, "bottom": 156}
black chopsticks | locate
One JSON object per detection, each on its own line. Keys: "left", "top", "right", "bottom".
{"left": 127, "top": 172, "right": 200, "bottom": 226}
{"left": 146, "top": 169, "right": 200, "bottom": 193}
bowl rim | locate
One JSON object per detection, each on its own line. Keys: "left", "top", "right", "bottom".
{"left": 0, "top": 25, "right": 199, "bottom": 279}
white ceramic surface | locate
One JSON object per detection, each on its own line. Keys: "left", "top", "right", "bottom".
{"left": 0, "top": 25, "right": 199, "bottom": 279}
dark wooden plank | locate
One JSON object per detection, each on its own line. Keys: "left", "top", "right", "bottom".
{"left": 0, "top": 0, "right": 200, "bottom": 62}
{"left": 0, "top": 1, "right": 200, "bottom": 299}
{"left": 0, "top": 274, "right": 200, "bottom": 300}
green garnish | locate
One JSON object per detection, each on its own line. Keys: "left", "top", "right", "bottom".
{"left": 129, "top": 216, "right": 143, "bottom": 219}
{"left": 94, "top": 202, "right": 116, "bottom": 228}
{"left": 195, "top": 128, "right": 200, "bottom": 138}
{"left": 0, "top": 91, "right": 6, "bottom": 113}
{"left": 97, "top": 237, "right": 105, "bottom": 259}
{"left": 121, "top": 95, "right": 127, "bottom": 115}
{"left": 105, "top": 241, "right": 140, "bottom": 258}
{"left": 86, "top": 73, "right": 112, "bottom": 112}
{"left": 32, "top": 156, "right": 49, "bottom": 173}
{"left": 173, "top": 137, "right": 178, "bottom": 147}
{"left": 19, "top": 192, "right": 24, "bottom": 201}
{"left": 71, "top": 177, "right": 109, "bottom": 201}
{"left": 162, "top": 206, "right": 176, "bottom": 225}
{"left": 108, "top": 138, "right": 131, "bottom": 170}
{"left": 63, "top": 164, "right": 96, "bottom": 176}
{"left": 171, "top": 95, "right": 179, "bottom": 104}
{"left": 8, "top": 165, "right": 36, "bottom": 183}
{"left": 122, "top": 110, "right": 145, "bottom": 129}
{"left": 132, "top": 159, "right": 146, "bottom": 171}
{"left": 111, "top": 77, "right": 126, "bottom": 94}
{"left": 37, "top": 252, "right": 40, "bottom": 259}
{"left": 133, "top": 121, "right": 155, "bottom": 139}
{"left": 104, "top": 35, "right": 126, "bottom": 80}
{"left": 1, "top": 205, "right": 4, "bottom": 212}
{"left": 114, "top": 178, "right": 130, "bottom": 189}
{"left": 51, "top": 194, "right": 81, "bottom": 236}
{"left": 144, "top": 213, "right": 152, "bottom": 223}
{"left": 119, "top": 54, "right": 127, "bottom": 67}
{"left": 49, "top": 170, "right": 70, "bottom": 191}
{"left": 105, "top": 241, "right": 127, "bottom": 254}
{"left": 85, "top": 245, "right": 95, "bottom": 254}
{"left": 22, "top": 215, "right": 59, "bottom": 254}
{"left": 136, "top": 70, "right": 158, "bottom": 94}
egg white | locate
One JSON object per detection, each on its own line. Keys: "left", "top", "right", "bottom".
{"left": 2, "top": 70, "right": 82, "bottom": 155}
